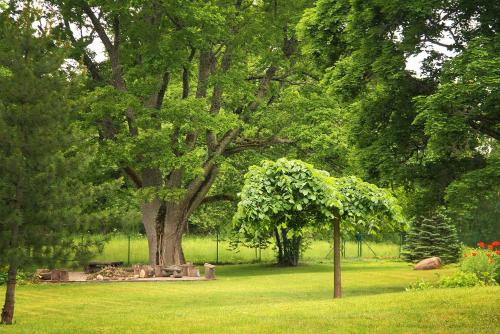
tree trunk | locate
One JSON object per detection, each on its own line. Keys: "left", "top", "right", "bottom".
{"left": 141, "top": 199, "right": 160, "bottom": 265}
{"left": 333, "top": 218, "right": 342, "bottom": 298}
{"left": 158, "top": 202, "right": 187, "bottom": 266}
{"left": 275, "top": 228, "right": 301, "bottom": 266}
{"left": 1, "top": 263, "right": 17, "bottom": 325}
{"left": 140, "top": 168, "right": 164, "bottom": 265}
{"left": 274, "top": 228, "right": 283, "bottom": 264}
{"left": 2, "top": 184, "right": 20, "bottom": 325}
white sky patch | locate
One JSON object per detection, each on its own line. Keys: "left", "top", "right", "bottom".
{"left": 89, "top": 38, "right": 107, "bottom": 62}
{"left": 405, "top": 26, "right": 458, "bottom": 77}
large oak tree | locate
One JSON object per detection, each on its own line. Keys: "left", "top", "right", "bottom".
{"left": 48, "top": 0, "right": 313, "bottom": 265}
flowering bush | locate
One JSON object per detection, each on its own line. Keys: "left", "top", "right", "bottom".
{"left": 406, "top": 241, "right": 499, "bottom": 292}
{"left": 461, "top": 241, "right": 500, "bottom": 284}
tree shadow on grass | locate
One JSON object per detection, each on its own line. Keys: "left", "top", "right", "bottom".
{"left": 217, "top": 261, "right": 408, "bottom": 278}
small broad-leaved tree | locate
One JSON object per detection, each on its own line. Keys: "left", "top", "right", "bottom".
{"left": 233, "top": 158, "right": 404, "bottom": 297}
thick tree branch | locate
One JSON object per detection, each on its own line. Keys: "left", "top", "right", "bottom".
{"left": 248, "top": 65, "right": 277, "bottom": 112}
{"left": 185, "top": 166, "right": 219, "bottom": 218}
{"left": 207, "top": 49, "right": 232, "bottom": 153}
{"left": 468, "top": 119, "right": 500, "bottom": 140}
{"left": 123, "top": 166, "right": 143, "bottom": 188}
{"left": 224, "top": 136, "right": 293, "bottom": 156}
{"left": 182, "top": 47, "right": 196, "bottom": 99}
{"left": 201, "top": 194, "right": 236, "bottom": 204}
{"left": 82, "top": 2, "right": 126, "bottom": 90}
{"left": 156, "top": 71, "right": 170, "bottom": 110}
{"left": 81, "top": 3, "right": 114, "bottom": 55}
{"left": 196, "top": 51, "right": 213, "bottom": 98}
{"left": 63, "top": 19, "right": 102, "bottom": 82}
{"left": 185, "top": 128, "right": 241, "bottom": 204}
{"left": 165, "top": 12, "right": 183, "bottom": 29}
{"left": 423, "top": 35, "right": 455, "bottom": 50}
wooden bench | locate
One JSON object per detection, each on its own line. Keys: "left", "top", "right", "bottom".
{"left": 85, "top": 261, "right": 124, "bottom": 273}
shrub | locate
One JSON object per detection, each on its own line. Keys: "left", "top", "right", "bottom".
{"left": 437, "top": 272, "right": 487, "bottom": 288}
{"left": 406, "top": 272, "right": 492, "bottom": 291}
{"left": 461, "top": 241, "right": 500, "bottom": 284}
{"left": 0, "top": 270, "right": 30, "bottom": 286}
{"left": 406, "top": 278, "right": 436, "bottom": 291}
{"left": 402, "top": 211, "right": 461, "bottom": 264}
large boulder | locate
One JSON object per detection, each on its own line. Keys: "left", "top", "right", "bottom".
{"left": 414, "top": 257, "right": 442, "bottom": 270}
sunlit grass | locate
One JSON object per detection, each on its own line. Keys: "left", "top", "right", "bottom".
{"left": 1, "top": 261, "right": 497, "bottom": 334}
{"left": 93, "top": 235, "right": 402, "bottom": 265}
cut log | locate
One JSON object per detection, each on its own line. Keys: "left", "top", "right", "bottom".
{"left": 36, "top": 269, "right": 51, "bottom": 280}
{"left": 133, "top": 264, "right": 141, "bottom": 275}
{"left": 181, "top": 263, "right": 199, "bottom": 277}
{"left": 50, "top": 270, "right": 69, "bottom": 282}
{"left": 204, "top": 263, "right": 216, "bottom": 280}
{"left": 180, "top": 263, "right": 193, "bottom": 276}
{"left": 39, "top": 272, "right": 52, "bottom": 280}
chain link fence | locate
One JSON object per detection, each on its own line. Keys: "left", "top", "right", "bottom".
{"left": 93, "top": 232, "right": 407, "bottom": 265}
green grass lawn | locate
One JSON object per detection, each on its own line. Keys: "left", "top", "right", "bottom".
{"left": 94, "top": 235, "right": 401, "bottom": 264}
{"left": 1, "top": 261, "right": 498, "bottom": 333}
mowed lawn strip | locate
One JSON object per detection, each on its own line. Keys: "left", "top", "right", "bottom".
{"left": 94, "top": 235, "right": 401, "bottom": 264}
{"left": 0, "top": 261, "right": 498, "bottom": 334}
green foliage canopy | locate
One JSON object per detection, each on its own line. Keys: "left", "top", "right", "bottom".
{"left": 233, "top": 158, "right": 404, "bottom": 245}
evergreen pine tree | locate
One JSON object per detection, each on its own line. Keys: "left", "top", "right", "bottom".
{"left": 0, "top": 7, "right": 115, "bottom": 325}
{"left": 402, "top": 211, "right": 461, "bottom": 264}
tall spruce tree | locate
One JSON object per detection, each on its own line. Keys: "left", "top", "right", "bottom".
{"left": 0, "top": 6, "right": 109, "bottom": 325}
{"left": 402, "top": 212, "right": 461, "bottom": 264}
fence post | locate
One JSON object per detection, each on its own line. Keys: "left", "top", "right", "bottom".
{"left": 127, "top": 234, "right": 131, "bottom": 266}
{"left": 360, "top": 235, "right": 362, "bottom": 258}
{"left": 356, "top": 232, "right": 362, "bottom": 257}
{"left": 399, "top": 231, "right": 406, "bottom": 258}
{"left": 216, "top": 229, "right": 219, "bottom": 265}
{"left": 341, "top": 238, "right": 346, "bottom": 258}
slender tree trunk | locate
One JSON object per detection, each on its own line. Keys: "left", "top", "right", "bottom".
{"left": 1, "top": 261, "right": 17, "bottom": 325}
{"left": 2, "top": 184, "right": 20, "bottom": 325}
{"left": 274, "top": 228, "right": 283, "bottom": 264}
{"left": 333, "top": 218, "right": 342, "bottom": 298}
{"left": 275, "top": 228, "right": 301, "bottom": 266}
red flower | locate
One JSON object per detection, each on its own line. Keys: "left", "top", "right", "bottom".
{"left": 496, "top": 251, "right": 500, "bottom": 256}
{"left": 472, "top": 252, "right": 477, "bottom": 257}
{"left": 488, "top": 244, "right": 494, "bottom": 250}
{"left": 492, "top": 241, "right": 500, "bottom": 247}
{"left": 487, "top": 253, "right": 491, "bottom": 257}
{"left": 463, "top": 253, "right": 468, "bottom": 257}
{"left": 478, "top": 242, "right": 485, "bottom": 248}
